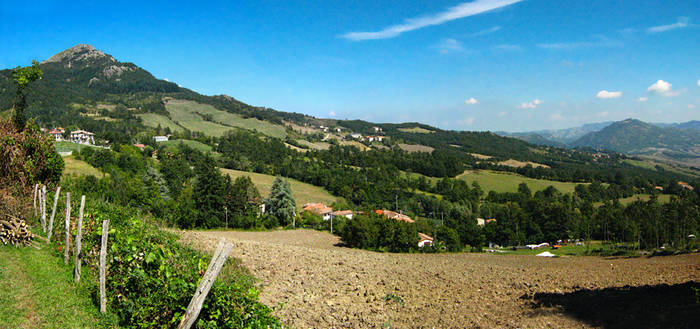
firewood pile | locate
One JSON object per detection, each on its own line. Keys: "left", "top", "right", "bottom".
{"left": 0, "top": 215, "right": 34, "bottom": 246}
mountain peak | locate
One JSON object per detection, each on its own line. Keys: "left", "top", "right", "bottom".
{"left": 43, "top": 44, "right": 115, "bottom": 64}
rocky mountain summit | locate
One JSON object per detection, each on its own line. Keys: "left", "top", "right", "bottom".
{"left": 42, "top": 44, "right": 115, "bottom": 66}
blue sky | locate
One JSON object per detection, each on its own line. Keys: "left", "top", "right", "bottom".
{"left": 1, "top": 0, "right": 699, "bottom": 131}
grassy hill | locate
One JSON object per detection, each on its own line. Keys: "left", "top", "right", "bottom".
{"left": 220, "top": 168, "right": 338, "bottom": 209}
{"left": 456, "top": 170, "right": 583, "bottom": 194}
{"left": 61, "top": 155, "right": 105, "bottom": 178}
{"left": 593, "top": 194, "right": 672, "bottom": 207}
{"left": 160, "top": 139, "right": 213, "bottom": 153}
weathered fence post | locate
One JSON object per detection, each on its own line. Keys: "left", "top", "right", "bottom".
{"left": 74, "top": 195, "right": 85, "bottom": 283}
{"left": 47, "top": 186, "right": 61, "bottom": 242}
{"left": 99, "top": 219, "right": 110, "bottom": 313}
{"left": 177, "top": 238, "right": 234, "bottom": 329}
{"left": 64, "top": 192, "right": 71, "bottom": 265}
{"left": 33, "top": 184, "right": 38, "bottom": 217}
{"left": 41, "top": 185, "right": 47, "bottom": 232}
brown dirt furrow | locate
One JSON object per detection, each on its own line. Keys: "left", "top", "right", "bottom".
{"left": 178, "top": 229, "right": 700, "bottom": 329}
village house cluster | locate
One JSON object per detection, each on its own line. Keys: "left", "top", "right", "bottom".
{"left": 301, "top": 203, "right": 434, "bottom": 247}
{"left": 42, "top": 127, "right": 95, "bottom": 145}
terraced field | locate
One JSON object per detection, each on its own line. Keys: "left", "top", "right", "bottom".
{"left": 61, "top": 156, "right": 105, "bottom": 178}
{"left": 137, "top": 113, "right": 184, "bottom": 132}
{"left": 159, "top": 139, "right": 213, "bottom": 153}
{"left": 166, "top": 99, "right": 286, "bottom": 138}
{"left": 220, "top": 168, "right": 337, "bottom": 209}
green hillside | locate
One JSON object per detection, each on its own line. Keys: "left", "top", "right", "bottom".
{"left": 457, "top": 170, "right": 583, "bottom": 194}
{"left": 220, "top": 168, "right": 338, "bottom": 209}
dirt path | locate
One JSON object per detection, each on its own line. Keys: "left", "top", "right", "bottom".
{"left": 179, "top": 229, "right": 700, "bottom": 329}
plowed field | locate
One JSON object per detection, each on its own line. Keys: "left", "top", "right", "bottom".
{"left": 177, "top": 229, "right": 700, "bottom": 329}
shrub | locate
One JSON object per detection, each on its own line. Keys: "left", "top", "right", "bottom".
{"left": 49, "top": 201, "right": 281, "bottom": 328}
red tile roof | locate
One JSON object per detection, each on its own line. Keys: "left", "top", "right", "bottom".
{"left": 302, "top": 203, "right": 333, "bottom": 215}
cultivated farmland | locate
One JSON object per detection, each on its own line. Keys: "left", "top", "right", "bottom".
{"left": 179, "top": 229, "right": 700, "bottom": 329}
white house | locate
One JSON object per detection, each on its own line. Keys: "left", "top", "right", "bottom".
{"left": 418, "top": 233, "right": 434, "bottom": 248}
{"left": 331, "top": 210, "right": 353, "bottom": 220}
{"left": 350, "top": 133, "right": 362, "bottom": 139}
{"left": 153, "top": 135, "right": 169, "bottom": 142}
{"left": 70, "top": 129, "right": 95, "bottom": 145}
{"left": 48, "top": 129, "right": 63, "bottom": 141}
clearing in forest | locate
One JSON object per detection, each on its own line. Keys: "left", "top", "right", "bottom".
{"left": 220, "top": 168, "right": 338, "bottom": 209}
{"left": 457, "top": 169, "right": 582, "bottom": 194}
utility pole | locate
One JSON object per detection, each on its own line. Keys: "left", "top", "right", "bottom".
{"left": 224, "top": 206, "right": 228, "bottom": 229}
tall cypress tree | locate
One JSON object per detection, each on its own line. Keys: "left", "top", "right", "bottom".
{"left": 193, "top": 156, "right": 226, "bottom": 227}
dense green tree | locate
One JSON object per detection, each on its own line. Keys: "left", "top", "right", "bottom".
{"left": 11, "top": 60, "right": 42, "bottom": 131}
{"left": 265, "top": 177, "right": 296, "bottom": 225}
{"left": 193, "top": 155, "right": 227, "bottom": 227}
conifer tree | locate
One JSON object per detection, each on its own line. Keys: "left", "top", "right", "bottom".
{"left": 265, "top": 177, "right": 296, "bottom": 225}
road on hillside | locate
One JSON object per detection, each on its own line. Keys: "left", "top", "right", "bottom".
{"left": 178, "top": 229, "right": 700, "bottom": 329}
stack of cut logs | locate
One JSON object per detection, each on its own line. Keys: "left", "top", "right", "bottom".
{"left": 0, "top": 215, "right": 34, "bottom": 246}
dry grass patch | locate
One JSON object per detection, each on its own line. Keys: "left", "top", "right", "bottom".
{"left": 498, "top": 159, "right": 550, "bottom": 169}
{"left": 398, "top": 143, "right": 434, "bottom": 153}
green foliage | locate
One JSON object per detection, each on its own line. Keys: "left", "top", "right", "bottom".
{"left": 46, "top": 201, "right": 281, "bottom": 329}
{"left": 11, "top": 60, "right": 43, "bottom": 131}
{"left": 0, "top": 120, "right": 64, "bottom": 190}
{"left": 338, "top": 214, "right": 419, "bottom": 252}
{"left": 265, "top": 177, "right": 296, "bottom": 225}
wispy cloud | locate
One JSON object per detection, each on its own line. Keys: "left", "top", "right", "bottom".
{"left": 637, "top": 97, "right": 648, "bottom": 102}
{"left": 465, "top": 97, "right": 478, "bottom": 105}
{"left": 329, "top": 111, "right": 337, "bottom": 117}
{"left": 434, "top": 38, "right": 464, "bottom": 54}
{"left": 470, "top": 26, "right": 501, "bottom": 37}
{"left": 340, "top": 0, "right": 522, "bottom": 41}
{"left": 596, "top": 90, "right": 622, "bottom": 99}
{"left": 538, "top": 35, "right": 621, "bottom": 50}
{"left": 647, "top": 17, "right": 692, "bottom": 33}
{"left": 493, "top": 44, "right": 522, "bottom": 51}
{"left": 517, "top": 99, "right": 542, "bottom": 109}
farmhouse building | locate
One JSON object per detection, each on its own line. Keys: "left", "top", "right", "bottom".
{"left": 331, "top": 210, "right": 353, "bottom": 220}
{"left": 302, "top": 203, "right": 333, "bottom": 221}
{"left": 154, "top": 135, "right": 169, "bottom": 142}
{"left": 48, "top": 129, "right": 63, "bottom": 141}
{"left": 376, "top": 210, "right": 415, "bottom": 223}
{"left": 418, "top": 233, "right": 434, "bottom": 247}
{"left": 678, "top": 181, "right": 695, "bottom": 191}
{"left": 70, "top": 129, "right": 95, "bottom": 145}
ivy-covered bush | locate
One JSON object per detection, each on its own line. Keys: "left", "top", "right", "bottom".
{"left": 0, "top": 120, "right": 64, "bottom": 192}
{"left": 50, "top": 201, "right": 281, "bottom": 329}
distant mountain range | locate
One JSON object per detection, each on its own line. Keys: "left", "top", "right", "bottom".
{"left": 501, "top": 119, "right": 700, "bottom": 166}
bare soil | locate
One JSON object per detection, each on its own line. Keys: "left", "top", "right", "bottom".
{"left": 178, "top": 229, "right": 700, "bottom": 329}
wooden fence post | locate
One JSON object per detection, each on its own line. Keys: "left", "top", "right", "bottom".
{"left": 47, "top": 186, "right": 61, "bottom": 242}
{"left": 177, "top": 238, "right": 234, "bottom": 329}
{"left": 64, "top": 192, "right": 71, "bottom": 265}
{"left": 33, "top": 184, "right": 38, "bottom": 217}
{"left": 99, "top": 219, "right": 110, "bottom": 313}
{"left": 75, "top": 195, "right": 85, "bottom": 283}
{"left": 41, "top": 185, "right": 47, "bottom": 233}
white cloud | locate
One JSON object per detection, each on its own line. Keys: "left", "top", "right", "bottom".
{"left": 471, "top": 26, "right": 501, "bottom": 37}
{"left": 637, "top": 97, "right": 648, "bottom": 102}
{"left": 647, "top": 80, "right": 685, "bottom": 97}
{"left": 163, "top": 78, "right": 169, "bottom": 82}
{"left": 340, "top": 0, "right": 522, "bottom": 41}
{"left": 329, "top": 111, "right": 336, "bottom": 117}
{"left": 517, "top": 99, "right": 542, "bottom": 109}
{"left": 435, "top": 38, "right": 464, "bottom": 54}
{"left": 465, "top": 97, "right": 478, "bottom": 105}
{"left": 596, "top": 90, "right": 622, "bottom": 99}
{"left": 697, "top": 79, "right": 700, "bottom": 88}
{"left": 647, "top": 17, "right": 692, "bottom": 33}
{"left": 597, "top": 111, "right": 610, "bottom": 117}
{"left": 689, "top": 104, "right": 696, "bottom": 109}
